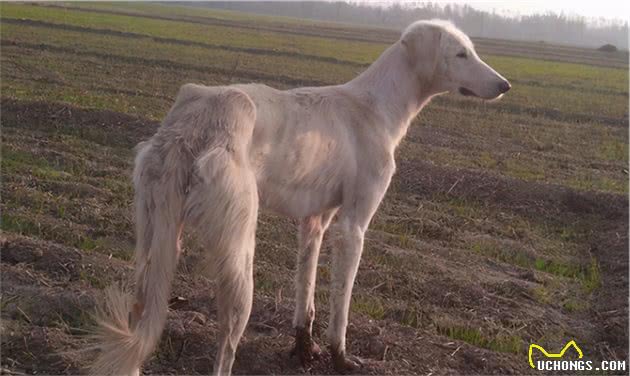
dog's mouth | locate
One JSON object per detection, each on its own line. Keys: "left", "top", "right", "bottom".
{"left": 458, "top": 87, "right": 478, "bottom": 97}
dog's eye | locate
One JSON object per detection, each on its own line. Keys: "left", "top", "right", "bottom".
{"left": 456, "top": 51, "right": 468, "bottom": 59}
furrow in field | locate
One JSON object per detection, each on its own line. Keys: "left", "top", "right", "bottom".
{"left": 431, "top": 97, "right": 627, "bottom": 127}
{"left": 2, "top": 73, "right": 174, "bottom": 102}
{"left": 29, "top": 3, "right": 399, "bottom": 44}
{"left": 509, "top": 78, "right": 628, "bottom": 97}
{"left": 0, "top": 18, "right": 366, "bottom": 68}
{"left": 474, "top": 39, "right": 628, "bottom": 68}
{"left": 0, "top": 39, "right": 325, "bottom": 88}
{"left": 395, "top": 158, "right": 627, "bottom": 220}
{"left": 479, "top": 47, "right": 629, "bottom": 69}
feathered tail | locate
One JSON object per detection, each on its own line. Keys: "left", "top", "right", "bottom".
{"left": 90, "top": 136, "right": 187, "bottom": 375}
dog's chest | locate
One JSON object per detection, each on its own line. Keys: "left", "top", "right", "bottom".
{"left": 250, "top": 145, "right": 345, "bottom": 219}
{"left": 248, "top": 129, "right": 346, "bottom": 218}
{"left": 256, "top": 178, "right": 343, "bottom": 219}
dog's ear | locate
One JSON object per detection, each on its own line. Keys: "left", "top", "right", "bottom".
{"left": 401, "top": 25, "right": 443, "bottom": 80}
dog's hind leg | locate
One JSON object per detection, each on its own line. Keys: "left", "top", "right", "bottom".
{"left": 180, "top": 87, "right": 259, "bottom": 376}
{"left": 292, "top": 209, "right": 336, "bottom": 364}
{"left": 186, "top": 153, "right": 258, "bottom": 376}
{"left": 213, "top": 228, "right": 256, "bottom": 376}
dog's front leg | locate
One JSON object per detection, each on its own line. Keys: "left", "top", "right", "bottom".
{"left": 327, "top": 217, "right": 366, "bottom": 373}
{"left": 326, "top": 159, "right": 394, "bottom": 373}
{"left": 292, "top": 209, "right": 337, "bottom": 364}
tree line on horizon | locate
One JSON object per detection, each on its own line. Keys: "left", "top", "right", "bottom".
{"left": 186, "top": 1, "right": 628, "bottom": 50}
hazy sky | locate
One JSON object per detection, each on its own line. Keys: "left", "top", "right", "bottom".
{"left": 467, "top": 1, "right": 629, "bottom": 22}
{"left": 367, "top": 1, "right": 629, "bottom": 23}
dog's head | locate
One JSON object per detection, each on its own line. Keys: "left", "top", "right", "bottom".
{"left": 401, "top": 20, "right": 510, "bottom": 100}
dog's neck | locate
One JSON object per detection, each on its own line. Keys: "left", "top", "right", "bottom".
{"left": 344, "top": 41, "right": 442, "bottom": 147}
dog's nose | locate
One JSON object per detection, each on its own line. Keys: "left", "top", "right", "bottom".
{"left": 498, "top": 80, "right": 511, "bottom": 93}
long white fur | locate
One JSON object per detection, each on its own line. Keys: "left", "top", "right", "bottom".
{"left": 91, "top": 20, "right": 509, "bottom": 375}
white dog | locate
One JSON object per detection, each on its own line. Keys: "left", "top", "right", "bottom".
{"left": 91, "top": 19, "right": 509, "bottom": 376}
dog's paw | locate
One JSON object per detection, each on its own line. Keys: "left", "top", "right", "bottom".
{"left": 291, "top": 327, "right": 322, "bottom": 365}
{"left": 330, "top": 346, "right": 363, "bottom": 373}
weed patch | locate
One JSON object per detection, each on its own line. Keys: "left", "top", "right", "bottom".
{"left": 437, "top": 324, "right": 523, "bottom": 354}
{"left": 352, "top": 295, "right": 386, "bottom": 320}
